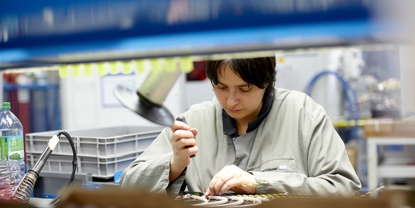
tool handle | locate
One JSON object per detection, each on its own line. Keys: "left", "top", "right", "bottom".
{"left": 175, "top": 115, "right": 195, "bottom": 158}
{"left": 175, "top": 115, "right": 187, "bottom": 124}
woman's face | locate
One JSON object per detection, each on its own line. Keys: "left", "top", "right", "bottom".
{"left": 213, "top": 63, "right": 266, "bottom": 123}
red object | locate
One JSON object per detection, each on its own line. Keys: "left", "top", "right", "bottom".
{"left": 186, "top": 61, "right": 207, "bottom": 81}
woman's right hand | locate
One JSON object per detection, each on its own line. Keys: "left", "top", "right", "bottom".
{"left": 169, "top": 119, "right": 198, "bottom": 182}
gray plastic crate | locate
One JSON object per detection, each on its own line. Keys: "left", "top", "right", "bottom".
{"left": 26, "top": 151, "right": 142, "bottom": 178}
{"left": 25, "top": 126, "right": 163, "bottom": 157}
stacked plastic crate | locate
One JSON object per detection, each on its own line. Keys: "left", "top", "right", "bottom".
{"left": 25, "top": 126, "right": 163, "bottom": 179}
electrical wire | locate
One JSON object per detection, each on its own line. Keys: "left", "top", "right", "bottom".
{"left": 50, "top": 131, "right": 78, "bottom": 205}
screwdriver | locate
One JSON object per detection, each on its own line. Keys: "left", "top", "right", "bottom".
{"left": 175, "top": 115, "right": 206, "bottom": 194}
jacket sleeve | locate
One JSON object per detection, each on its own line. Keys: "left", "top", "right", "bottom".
{"left": 119, "top": 127, "right": 186, "bottom": 195}
{"left": 252, "top": 106, "right": 361, "bottom": 197}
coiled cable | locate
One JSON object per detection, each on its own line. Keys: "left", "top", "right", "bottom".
{"left": 11, "top": 131, "right": 77, "bottom": 205}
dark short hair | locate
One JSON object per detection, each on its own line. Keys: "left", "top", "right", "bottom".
{"left": 206, "top": 57, "right": 276, "bottom": 99}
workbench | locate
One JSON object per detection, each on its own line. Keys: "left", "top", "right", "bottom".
{"left": 365, "top": 132, "right": 415, "bottom": 197}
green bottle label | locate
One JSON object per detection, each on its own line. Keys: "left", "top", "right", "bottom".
{"left": 0, "top": 136, "right": 24, "bottom": 160}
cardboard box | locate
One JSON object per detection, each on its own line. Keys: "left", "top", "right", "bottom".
{"left": 54, "top": 187, "right": 404, "bottom": 208}
{"left": 380, "top": 186, "right": 415, "bottom": 208}
{"left": 392, "top": 120, "right": 415, "bottom": 132}
{"left": 346, "top": 145, "right": 357, "bottom": 171}
{"left": 364, "top": 119, "right": 393, "bottom": 133}
{"left": 365, "top": 119, "right": 415, "bottom": 137}
{"left": 0, "top": 201, "right": 35, "bottom": 208}
{"left": 56, "top": 187, "right": 193, "bottom": 208}
{"left": 256, "top": 197, "right": 390, "bottom": 208}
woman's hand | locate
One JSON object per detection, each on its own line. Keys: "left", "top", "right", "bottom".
{"left": 204, "top": 165, "right": 256, "bottom": 197}
{"left": 169, "top": 119, "right": 198, "bottom": 182}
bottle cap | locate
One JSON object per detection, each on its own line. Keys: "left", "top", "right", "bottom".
{"left": 2, "top": 102, "right": 11, "bottom": 110}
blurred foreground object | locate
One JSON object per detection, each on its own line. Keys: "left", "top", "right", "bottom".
{"left": 55, "top": 187, "right": 192, "bottom": 208}
{"left": 49, "top": 186, "right": 414, "bottom": 208}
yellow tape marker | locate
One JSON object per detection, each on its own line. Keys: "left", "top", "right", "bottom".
{"left": 277, "top": 56, "right": 285, "bottom": 64}
{"left": 122, "top": 61, "right": 132, "bottom": 74}
{"left": 149, "top": 59, "right": 161, "bottom": 71}
{"left": 84, "top": 63, "right": 94, "bottom": 76}
{"left": 97, "top": 62, "right": 108, "bottom": 76}
{"left": 72, "top": 64, "right": 82, "bottom": 77}
{"left": 135, "top": 60, "right": 145, "bottom": 74}
{"left": 110, "top": 62, "right": 119, "bottom": 75}
{"left": 59, "top": 65, "right": 69, "bottom": 78}
{"left": 180, "top": 57, "right": 193, "bottom": 73}
{"left": 165, "top": 58, "right": 176, "bottom": 73}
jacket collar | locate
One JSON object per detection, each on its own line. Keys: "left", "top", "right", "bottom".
{"left": 222, "top": 95, "right": 274, "bottom": 137}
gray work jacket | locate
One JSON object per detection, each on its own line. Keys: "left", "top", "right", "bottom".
{"left": 120, "top": 88, "right": 361, "bottom": 197}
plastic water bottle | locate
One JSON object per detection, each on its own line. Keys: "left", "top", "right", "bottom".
{"left": 0, "top": 102, "right": 25, "bottom": 202}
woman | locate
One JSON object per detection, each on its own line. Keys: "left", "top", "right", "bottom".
{"left": 120, "top": 57, "right": 361, "bottom": 198}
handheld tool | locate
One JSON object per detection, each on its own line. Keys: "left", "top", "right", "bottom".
{"left": 113, "top": 64, "right": 182, "bottom": 126}
{"left": 176, "top": 115, "right": 205, "bottom": 194}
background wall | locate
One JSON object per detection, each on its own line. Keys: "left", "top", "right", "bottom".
{"left": 60, "top": 64, "right": 186, "bottom": 130}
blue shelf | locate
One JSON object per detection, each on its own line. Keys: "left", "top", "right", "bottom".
{"left": 3, "top": 83, "right": 61, "bottom": 132}
{"left": 0, "top": 0, "right": 403, "bottom": 69}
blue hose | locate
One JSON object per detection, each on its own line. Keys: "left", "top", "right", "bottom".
{"left": 304, "top": 70, "right": 360, "bottom": 142}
